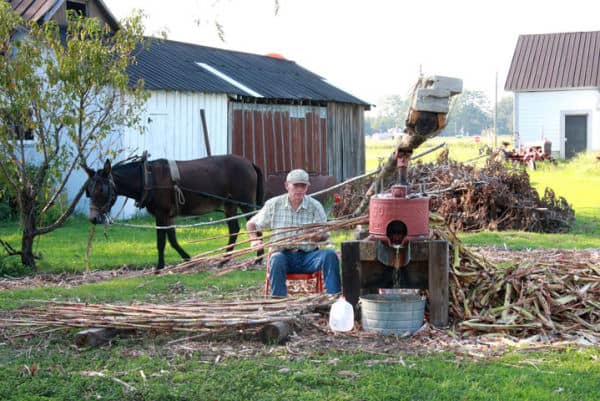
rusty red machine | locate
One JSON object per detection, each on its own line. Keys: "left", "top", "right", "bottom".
{"left": 341, "top": 75, "right": 462, "bottom": 328}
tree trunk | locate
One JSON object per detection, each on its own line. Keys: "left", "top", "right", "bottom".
{"left": 19, "top": 194, "right": 38, "bottom": 270}
{"left": 21, "top": 231, "right": 36, "bottom": 270}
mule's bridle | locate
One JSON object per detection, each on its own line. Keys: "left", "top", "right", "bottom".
{"left": 87, "top": 174, "right": 117, "bottom": 220}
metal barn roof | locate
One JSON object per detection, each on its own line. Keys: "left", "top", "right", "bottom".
{"left": 128, "top": 38, "right": 370, "bottom": 107}
{"left": 505, "top": 31, "right": 600, "bottom": 91}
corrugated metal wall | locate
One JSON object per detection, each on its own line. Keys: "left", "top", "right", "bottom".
{"left": 327, "top": 102, "right": 365, "bottom": 181}
{"left": 230, "top": 102, "right": 328, "bottom": 177}
{"left": 122, "top": 90, "right": 230, "bottom": 160}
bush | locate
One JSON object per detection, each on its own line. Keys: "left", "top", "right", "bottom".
{"left": 0, "top": 255, "right": 34, "bottom": 277}
{"left": 0, "top": 163, "right": 66, "bottom": 224}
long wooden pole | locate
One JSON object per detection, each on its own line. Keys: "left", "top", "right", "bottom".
{"left": 200, "top": 109, "right": 211, "bottom": 157}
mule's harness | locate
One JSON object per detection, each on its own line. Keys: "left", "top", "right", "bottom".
{"left": 135, "top": 151, "right": 152, "bottom": 209}
{"left": 168, "top": 159, "right": 186, "bottom": 206}
{"left": 135, "top": 156, "right": 260, "bottom": 210}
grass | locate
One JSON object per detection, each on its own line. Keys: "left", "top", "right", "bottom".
{"left": 1, "top": 337, "right": 598, "bottom": 400}
{"left": 0, "top": 270, "right": 264, "bottom": 310}
{"left": 0, "top": 136, "right": 599, "bottom": 400}
{"left": 0, "top": 213, "right": 246, "bottom": 273}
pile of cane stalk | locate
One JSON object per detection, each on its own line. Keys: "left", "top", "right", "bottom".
{"left": 168, "top": 215, "right": 367, "bottom": 275}
{"left": 0, "top": 294, "right": 329, "bottom": 333}
{"left": 437, "top": 228, "right": 600, "bottom": 338}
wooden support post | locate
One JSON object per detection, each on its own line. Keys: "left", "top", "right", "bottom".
{"left": 341, "top": 241, "right": 362, "bottom": 315}
{"left": 200, "top": 109, "right": 211, "bottom": 157}
{"left": 428, "top": 240, "right": 449, "bottom": 327}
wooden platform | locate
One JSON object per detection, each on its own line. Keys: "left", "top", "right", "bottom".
{"left": 341, "top": 240, "right": 449, "bottom": 327}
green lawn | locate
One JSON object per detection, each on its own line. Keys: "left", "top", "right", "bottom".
{"left": 1, "top": 345, "right": 598, "bottom": 401}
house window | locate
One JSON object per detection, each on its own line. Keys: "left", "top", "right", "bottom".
{"left": 66, "top": 1, "right": 87, "bottom": 17}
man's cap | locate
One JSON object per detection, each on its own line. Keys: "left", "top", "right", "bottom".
{"left": 286, "top": 169, "right": 310, "bottom": 185}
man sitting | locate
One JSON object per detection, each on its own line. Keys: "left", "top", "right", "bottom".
{"left": 246, "top": 169, "right": 341, "bottom": 297}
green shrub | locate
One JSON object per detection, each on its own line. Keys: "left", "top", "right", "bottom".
{"left": 0, "top": 163, "right": 66, "bottom": 224}
{"left": 0, "top": 255, "right": 34, "bottom": 277}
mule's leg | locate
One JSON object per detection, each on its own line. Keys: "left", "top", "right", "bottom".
{"left": 166, "top": 227, "right": 191, "bottom": 261}
{"left": 156, "top": 227, "right": 167, "bottom": 270}
{"left": 220, "top": 204, "right": 241, "bottom": 265}
{"left": 242, "top": 205, "right": 264, "bottom": 263}
{"left": 224, "top": 204, "right": 239, "bottom": 254}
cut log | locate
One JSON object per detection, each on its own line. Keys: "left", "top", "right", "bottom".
{"left": 260, "top": 321, "right": 291, "bottom": 344}
{"left": 74, "top": 327, "right": 135, "bottom": 347}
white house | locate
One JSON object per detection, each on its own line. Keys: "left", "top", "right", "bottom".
{"left": 505, "top": 31, "right": 600, "bottom": 158}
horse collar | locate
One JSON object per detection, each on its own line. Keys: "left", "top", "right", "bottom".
{"left": 135, "top": 158, "right": 152, "bottom": 209}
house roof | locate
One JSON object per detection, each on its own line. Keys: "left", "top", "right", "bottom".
{"left": 9, "top": 0, "right": 119, "bottom": 30}
{"left": 127, "top": 38, "right": 370, "bottom": 107}
{"left": 505, "top": 31, "right": 600, "bottom": 91}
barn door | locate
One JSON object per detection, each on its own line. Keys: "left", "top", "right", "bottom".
{"left": 564, "top": 115, "right": 587, "bottom": 159}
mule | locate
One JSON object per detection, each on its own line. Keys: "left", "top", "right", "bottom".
{"left": 84, "top": 154, "right": 264, "bottom": 269}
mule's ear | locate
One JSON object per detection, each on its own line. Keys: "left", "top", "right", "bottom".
{"left": 82, "top": 163, "right": 95, "bottom": 178}
{"left": 102, "top": 159, "right": 112, "bottom": 176}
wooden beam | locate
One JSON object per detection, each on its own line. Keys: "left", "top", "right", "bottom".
{"left": 428, "top": 240, "right": 449, "bottom": 327}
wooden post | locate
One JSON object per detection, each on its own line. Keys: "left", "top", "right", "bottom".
{"left": 200, "top": 109, "right": 211, "bottom": 157}
{"left": 341, "top": 241, "right": 363, "bottom": 316}
{"left": 428, "top": 240, "right": 449, "bottom": 327}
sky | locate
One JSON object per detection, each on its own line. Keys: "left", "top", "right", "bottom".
{"left": 104, "top": 0, "right": 600, "bottom": 112}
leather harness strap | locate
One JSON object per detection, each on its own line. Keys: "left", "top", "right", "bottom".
{"left": 135, "top": 152, "right": 152, "bottom": 208}
{"left": 167, "top": 159, "right": 185, "bottom": 206}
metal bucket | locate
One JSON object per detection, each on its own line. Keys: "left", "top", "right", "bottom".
{"left": 360, "top": 293, "right": 426, "bottom": 335}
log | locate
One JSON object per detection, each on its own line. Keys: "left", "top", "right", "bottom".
{"left": 74, "top": 327, "right": 135, "bottom": 347}
{"left": 260, "top": 321, "right": 291, "bottom": 344}
{"left": 75, "top": 328, "right": 118, "bottom": 347}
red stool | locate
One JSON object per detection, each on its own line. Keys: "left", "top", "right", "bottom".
{"left": 264, "top": 252, "right": 324, "bottom": 297}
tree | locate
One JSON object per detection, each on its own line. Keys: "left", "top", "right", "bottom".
{"left": 364, "top": 94, "right": 410, "bottom": 135}
{"left": 0, "top": 4, "right": 148, "bottom": 269}
{"left": 446, "top": 90, "right": 492, "bottom": 136}
{"left": 496, "top": 96, "right": 513, "bottom": 135}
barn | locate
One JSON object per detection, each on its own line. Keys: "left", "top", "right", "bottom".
{"left": 10, "top": 0, "right": 371, "bottom": 217}
{"left": 505, "top": 31, "right": 600, "bottom": 158}
{"left": 126, "top": 39, "right": 371, "bottom": 200}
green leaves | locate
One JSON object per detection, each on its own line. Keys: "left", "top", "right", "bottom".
{"left": 0, "top": 4, "right": 148, "bottom": 268}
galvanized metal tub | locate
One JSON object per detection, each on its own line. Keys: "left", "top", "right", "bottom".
{"left": 360, "top": 293, "right": 426, "bottom": 335}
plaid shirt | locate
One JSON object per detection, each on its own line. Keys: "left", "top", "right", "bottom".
{"left": 249, "top": 194, "right": 327, "bottom": 251}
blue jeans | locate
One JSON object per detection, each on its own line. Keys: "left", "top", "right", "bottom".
{"left": 269, "top": 249, "right": 341, "bottom": 297}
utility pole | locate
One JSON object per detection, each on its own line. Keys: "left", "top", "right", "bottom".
{"left": 493, "top": 71, "right": 498, "bottom": 149}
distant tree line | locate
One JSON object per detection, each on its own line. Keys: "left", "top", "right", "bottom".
{"left": 365, "top": 90, "right": 513, "bottom": 137}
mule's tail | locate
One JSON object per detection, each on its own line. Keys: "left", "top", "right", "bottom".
{"left": 253, "top": 163, "right": 264, "bottom": 208}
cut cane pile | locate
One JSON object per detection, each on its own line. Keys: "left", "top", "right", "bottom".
{"left": 332, "top": 151, "right": 575, "bottom": 233}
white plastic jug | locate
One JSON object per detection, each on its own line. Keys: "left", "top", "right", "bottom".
{"left": 329, "top": 296, "right": 354, "bottom": 332}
